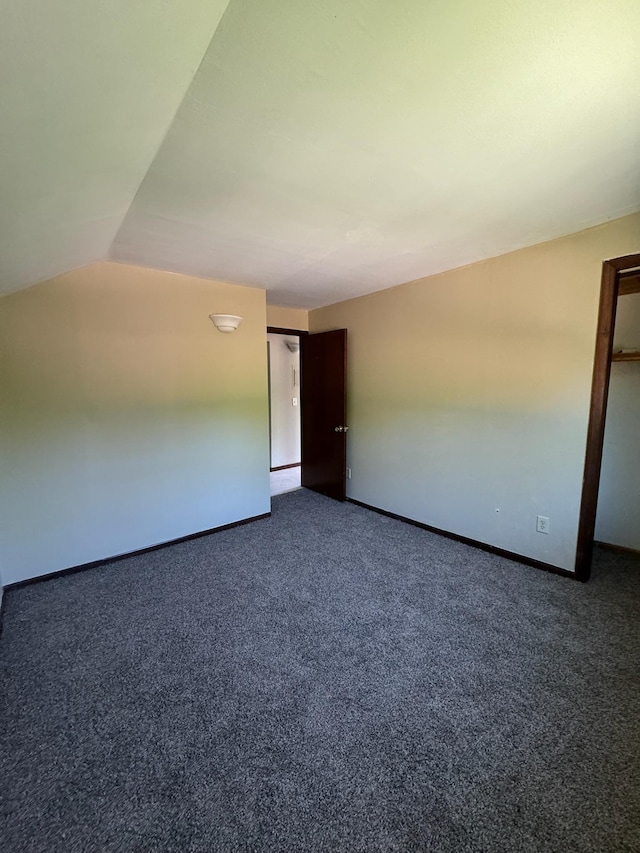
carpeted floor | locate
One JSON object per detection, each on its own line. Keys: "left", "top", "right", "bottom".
{"left": 1, "top": 490, "right": 639, "bottom": 853}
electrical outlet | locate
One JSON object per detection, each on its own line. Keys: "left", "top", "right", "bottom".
{"left": 536, "top": 515, "right": 550, "bottom": 534}
{"left": 346, "top": 467, "right": 352, "bottom": 479}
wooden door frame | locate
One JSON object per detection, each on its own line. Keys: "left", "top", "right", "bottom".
{"left": 266, "top": 326, "right": 307, "bottom": 473}
{"left": 267, "top": 327, "right": 309, "bottom": 337}
{"left": 575, "top": 252, "right": 640, "bottom": 580}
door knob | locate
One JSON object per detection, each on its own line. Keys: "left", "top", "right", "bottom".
{"left": 334, "top": 425, "right": 350, "bottom": 432}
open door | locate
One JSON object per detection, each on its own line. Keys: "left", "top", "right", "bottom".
{"left": 300, "top": 329, "right": 347, "bottom": 501}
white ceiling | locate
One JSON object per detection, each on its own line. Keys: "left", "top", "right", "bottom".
{"left": 2, "top": 1, "right": 640, "bottom": 307}
{"left": 0, "top": 0, "right": 231, "bottom": 294}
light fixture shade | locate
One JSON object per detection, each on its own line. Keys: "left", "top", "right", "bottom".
{"left": 285, "top": 340, "right": 299, "bottom": 353}
{"left": 209, "top": 314, "right": 242, "bottom": 333}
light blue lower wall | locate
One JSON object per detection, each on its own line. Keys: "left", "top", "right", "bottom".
{"left": 0, "top": 263, "right": 271, "bottom": 586}
{"left": 1, "top": 407, "right": 269, "bottom": 585}
{"left": 595, "top": 369, "right": 640, "bottom": 550}
{"left": 310, "top": 213, "right": 640, "bottom": 574}
{"left": 346, "top": 406, "right": 585, "bottom": 571}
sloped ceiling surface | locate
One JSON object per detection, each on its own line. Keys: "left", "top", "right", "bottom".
{"left": 0, "top": 0, "right": 231, "bottom": 295}
{"left": 3, "top": 1, "right": 640, "bottom": 305}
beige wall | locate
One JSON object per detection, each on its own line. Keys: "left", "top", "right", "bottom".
{"left": 595, "top": 292, "right": 640, "bottom": 551}
{"left": 0, "top": 262, "right": 270, "bottom": 584}
{"left": 267, "top": 305, "right": 309, "bottom": 331}
{"left": 310, "top": 212, "right": 640, "bottom": 572}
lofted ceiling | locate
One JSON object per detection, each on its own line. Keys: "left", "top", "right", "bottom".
{"left": 0, "top": 0, "right": 232, "bottom": 295}
{"left": 2, "top": 0, "right": 640, "bottom": 307}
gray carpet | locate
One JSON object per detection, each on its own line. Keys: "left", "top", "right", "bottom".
{"left": 1, "top": 490, "right": 639, "bottom": 852}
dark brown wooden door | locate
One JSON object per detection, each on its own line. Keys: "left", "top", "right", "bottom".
{"left": 300, "top": 329, "right": 347, "bottom": 501}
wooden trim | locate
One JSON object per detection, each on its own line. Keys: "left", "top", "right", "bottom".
{"left": 611, "top": 351, "right": 640, "bottom": 362}
{"left": 348, "top": 498, "right": 576, "bottom": 580}
{"left": 575, "top": 261, "right": 619, "bottom": 580}
{"left": 575, "top": 253, "right": 640, "bottom": 580}
{"left": 594, "top": 540, "right": 640, "bottom": 558}
{"left": 617, "top": 272, "right": 640, "bottom": 296}
{"left": 608, "top": 253, "right": 640, "bottom": 271}
{"left": 267, "top": 327, "right": 309, "bottom": 336}
{"left": 3, "top": 512, "right": 271, "bottom": 592}
{"left": 267, "top": 327, "right": 305, "bottom": 475}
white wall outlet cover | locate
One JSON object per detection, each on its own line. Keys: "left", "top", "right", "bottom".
{"left": 536, "top": 515, "right": 550, "bottom": 534}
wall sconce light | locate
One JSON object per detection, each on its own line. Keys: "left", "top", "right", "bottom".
{"left": 209, "top": 314, "right": 242, "bottom": 333}
{"left": 285, "top": 340, "right": 300, "bottom": 353}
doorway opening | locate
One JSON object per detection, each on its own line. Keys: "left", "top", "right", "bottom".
{"left": 267, "top": 324, "right": 349, "bottom": 502}
{"left": 267, "top": 326, "right": 305, "bottom": 497}
{"left": 576, "top": 254, "right": 640, "bottom": 580}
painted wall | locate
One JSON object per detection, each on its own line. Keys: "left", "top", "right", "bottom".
{"left": 268, "top": 334, "right": 301, "bottom": 468}
{"left": 309, "top": 213, "right": 640, "bottom": 572}
{"left": 267, "top": 305, "right": 309, "bottom": 331}
{"left": 595, "top": 292, "right": 640, "bottom": 551}
{"left": 0, "top": 262, "right": 270, "bottom": 585}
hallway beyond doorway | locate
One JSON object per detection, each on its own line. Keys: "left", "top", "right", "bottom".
{"left": 270, "top": 466, "right": 301, "bottom": 496}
